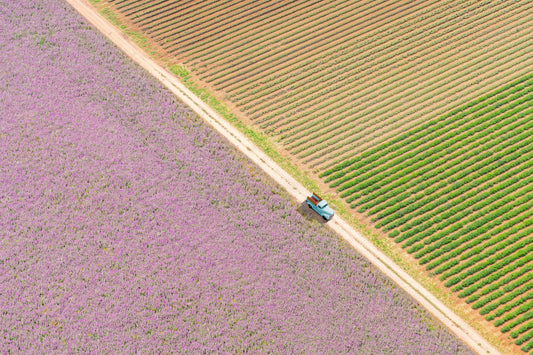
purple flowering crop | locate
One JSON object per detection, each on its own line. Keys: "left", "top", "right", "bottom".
{"left": 0, "top": 1, "right": 473, "bottom": 353}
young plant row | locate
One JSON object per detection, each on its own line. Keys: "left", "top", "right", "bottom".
{"left": 151, "top": 0, "right": 246, "bottom": 40}
{"left": 203, "top": 0, "right": 385, "bottom": 87}
{"left": 234, "top": 0, "right": 520, "bottom": 102}
{"left": 280, "top": 20, "right": 530, "bottom": 156}
{"left": 120, "top": 0, "right": 179, "bottom": 19}
{"left": 320, "top": 73, "right": 533, "bottom": 178}
{"left": 216, "top": 0, "right": 450, "bottom": 95}
{"left": 369, "top": 130, "right": 533, "bottom": 233}
{"left": 232, "top": 0, "right": 451, "bottom": 99}
{"left": 267, "top": 29, "right": 529, "bottom": 156}
{"left": 237, "top": 0, "right": 522, "bottom": 114}
{"left": 249, "top": 16, "right": 531, "bottom": 156}
{"left": 339, "top": 99, "right": 533, "bottom": 203}
{"left": 243, "top": 0, "right": 482, "bottom": 114}
{"left": 186, "top": 0, "right": 317, "bottom": 58}
{"left": 336, "top": 93, "right": 533, "bottom": 199}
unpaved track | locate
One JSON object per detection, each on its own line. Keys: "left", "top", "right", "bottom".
{"left": 65, "top": 1, "right": 500, "bottom": 354}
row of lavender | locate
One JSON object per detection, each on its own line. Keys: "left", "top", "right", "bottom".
{"left": 0, "top": 1, "right": 472, "bottom": 353}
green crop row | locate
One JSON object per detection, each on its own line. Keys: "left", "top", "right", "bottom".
{"left": 418, "top": 205, "right": 531, "bottom": 266}
{"left": 415, "top": 185, "right": 533, "bottom": 259}
{"left": 514, "top": 327, "right": 533, "bottom": 345}
{"left": 465, "top": 264, "right": 533, "bottom": 304}
{"left": 355, "top": 105, "right": 533, "bottom": 210}
{"left": 522, "top": 339, "right": 533, "bottom": 352}
{"left": 436, "top": 233, "right": 532, "bottom": 283}
{"left": 416, "top": 170, "right": 531, "bottom": 240}
{"left": 475, "top": 281, "right": 533, "bottom": 313}
{"left": 512, "top": 320, "right": 533, "bottom": 338}
{"left": 425, "top": 208, "right": 532, "bottom": 271}
{"left": 446, "top": 245, "right": 533, "bottom": 290}
{"left": 496, "top": 304, "right": 533, "bottom": 328}
{"left": 458, "top": 242, "right": 532, "bottom": 303}
{"left": 465, "top": 258, "right": 532, "bottom": 308}
{"left": 385, "top": 161, "right": 532, "bottom": 242}
{"left": 363, "top": 113, "right": 533, "bottom": 217}
{"left": 409, "top": 201, "right": 527, "bottom": 260}
{"left": 411, "top": 201, "right": 531, "bottom": 263}
{"left": 356, "top": 126, "right": 532, "bottom": 220}
{"left": 377, "top": 132, "right": 533, "bottom": 232}
{"left": 488, "top": 291, "right": 533, "bottom": 322}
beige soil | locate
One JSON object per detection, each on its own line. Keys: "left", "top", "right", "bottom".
{"left": 158, "top": 1, "right": 270, "bottom": 49}
{"left": 205, "top": 1, "right": 430, "bottom": 92}
{"left": 237, "top": 0, "right": 470, "bottom": 114}
{"left": 185, "top": 0, "right": 323, "bottom": 65}
{"left": 201, "top": 1, "right": 398, "bottom": 87}
{"left": 274, "top": 9, "right": 530, "bottom": 158}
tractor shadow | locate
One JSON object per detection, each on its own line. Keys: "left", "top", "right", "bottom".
{"left": 296, "top": 200, "right": 328, "bottom": 225}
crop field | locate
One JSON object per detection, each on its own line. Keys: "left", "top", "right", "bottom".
{"left": 105, "top": 0, "right": 532, "bottom": 172}
{"left": 98, "top": 0, "right": 533, "bottom": 351}
{"left": 0, "top": 0, "right": 475, "bottom": 353}
{"left": 322, "top": 73, "right": 533, "bottom": 351}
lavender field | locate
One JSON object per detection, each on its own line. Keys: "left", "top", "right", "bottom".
{"left": 0, "top": 1, "right": 473, "bottom": 353}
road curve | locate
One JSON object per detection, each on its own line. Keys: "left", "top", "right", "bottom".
{"left": 64, "top": 1, "right": 500, "bottom": 354}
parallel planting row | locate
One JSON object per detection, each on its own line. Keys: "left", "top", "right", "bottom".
{"left": 321, "top": 74, "right": 533, "bottom": 353}
{"left": 107, "top": 0, "right": 532, "bottom": 173}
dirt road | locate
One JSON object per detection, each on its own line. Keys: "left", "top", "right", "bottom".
{"left": 64, "top": 1, "right": 500, "bottom": 353}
